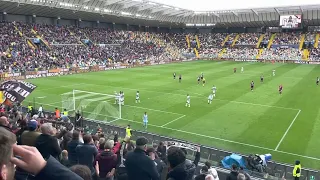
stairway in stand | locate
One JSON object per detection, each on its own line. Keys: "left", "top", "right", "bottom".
{"left": 302, "top": 49, "right": 309, "bottom": 61}
{"left": 13, "top": 24, "right": 36, "bottom": 50}
{"left": 231, "top": 34, "right": 239, "bottom": 47}
{"left": 267, "top": 33, "right": 276, "bottom": 49}
{"left": 186, "top": 35, "right": 191, "bottom": 49}
{"left": 256, "top": 34, "right": 265, "bottom": 48}
{"left": 314, "top": 33, "right": 319, "bottom": 48}
{"left": 256, "top": 49, "right": 263, "bottom": 59}
{"left": 31, "top": 29, "right": 51, "bottom": 50}
{"left": 299, "top": 34, "right": 305, "bottom": 50}
{"left": 221, "top": 35, "right": 230, "bottom": 47}
{"left": 218, "top": 48, "right": 226, "bottom": 58}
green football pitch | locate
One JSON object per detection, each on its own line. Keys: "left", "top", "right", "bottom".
{"left": 25, "top": 61, "right": 320, "bottom": 169}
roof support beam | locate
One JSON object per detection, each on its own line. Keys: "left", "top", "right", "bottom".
{"left": 151, "top": 7, "right": 167, "bottom": 13}
{"left": 162, "top": 9, "right": 177, "bottom": 15}
{"left": 105, "top": 0, "right": 123, "bottom": 6}
{"left": 274, "top": 8, "right": 280, "bottom": 15}
{"left": 232, "top": 11, "right": 238, "bottom": 17}
{"left": 212, "top": 12, "right": 219, "bottom": 18}
{"left": 299, "top": 6, "right": 303, "bottom": 13}
{"left": 137, "top": 4, "right": 154, "bottom": 11}
{"left": 252, "top": 9, "right": 259, "bottom": 16}
{"left": 167, "top": 11, "right": 185, "bottom": 16}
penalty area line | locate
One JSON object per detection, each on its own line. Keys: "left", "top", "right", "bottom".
{"left": 274, "top": 109, "right": 301, "bottom": 151}
{"left": 161, "top": 115, "right": 186, "bottom": 127}
{"left": 113, "top": 115, "right": 320, "bottom": 161}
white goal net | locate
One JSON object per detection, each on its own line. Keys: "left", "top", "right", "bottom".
{"left": 61, "top": 90, "right": 121, "bottom": 122}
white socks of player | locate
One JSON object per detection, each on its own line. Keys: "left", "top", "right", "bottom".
{"left": 185, "top": 103, "right": 190, "bottom": 107}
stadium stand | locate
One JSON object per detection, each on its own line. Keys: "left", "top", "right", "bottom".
{"left": 2, "top": 1, "right": 320, "bottom": 180}
{"left": 235, "top": 33, "right": 260, "bottom": 46}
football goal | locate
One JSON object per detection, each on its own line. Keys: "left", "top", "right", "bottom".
{"left": 61, "top": 90, "right": 121, "bottom": 122}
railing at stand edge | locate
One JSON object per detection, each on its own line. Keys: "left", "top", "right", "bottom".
{"left": 20, "top": 107, "right": 319, "bottom": 180}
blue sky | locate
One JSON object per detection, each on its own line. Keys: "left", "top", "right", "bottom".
{"left": 151, "top": 0, "right": 319, "bottom": 11}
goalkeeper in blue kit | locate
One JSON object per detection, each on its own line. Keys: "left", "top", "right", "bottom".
{"left": 143, "top": 112, "right": 148, "bottom": 130}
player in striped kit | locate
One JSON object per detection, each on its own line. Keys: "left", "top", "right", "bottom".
{"left": 185, "top": 94, "right": 190, "bottom": 107}
{"left": 114, "top": 91, "right": 119, "bottom": 104}
{"left": 120, "top": 91, "right": 124, "bottom": 105}
{"left": 212, "top": 85, "right": 217, "bottom": 97}
{"left": 136, "top": 91, "right": 140, "bottom": 103}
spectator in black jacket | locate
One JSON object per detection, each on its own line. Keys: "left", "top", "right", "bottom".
{"left": 125, "top": 137, "right": 159, "bottom": 180}
{"left": 0, "top": 126, "right": 83, "bottom": 180}
{"left": 76, "top": 134, "right": 98, "bottom": 175}
{"left": 156, "top": 141, "right": 167, "bottom": 161}
{"left": 147, "top": 147, "right": 165, "bottom": 180}
{"left": 166, "top": 146, "right": 200, "bottom": 180}
{"left": 226, "top": 164, "right": 239, "bottom": 180}
{"left": 35, "top": 123, "right": 62, "bottom": 159}
{"left": 67, "top": 131, "right": 83, "bottom": 166}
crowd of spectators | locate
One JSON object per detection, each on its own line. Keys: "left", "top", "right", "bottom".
{"left": 200, "top": 48, "right": 222, "bottom": 59}
{"left": 198, "top": 33, "right": 226, "bottom": 48}
{"left": 221, "top": 47, "right": 259, "bottom": 60}
{"left": 0, "top": 104, "right": 228, "bottom": 180}
{"left": 305, "top": 32, "right": 315, "bottom": 42}
{"left": 309, "top": 48, "right": 320, "bottom": 61}
{"left": 235, "top": 33, "right": 260, "bottom": 45}
{"left": 260, "top": 48, "right": 302, "bottom": 60}
{"left": 272, "top": 32, "right": 301, "bottom": 45}
{"left": 2, "top": 21, "right": 320, "bottom": 72}
{"left": 34, "top": 24, "right": 81, "bottom": 44}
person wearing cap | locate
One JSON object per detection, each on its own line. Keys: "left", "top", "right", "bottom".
{"left": 125, "top": 136, "right": 159, "bottom": 180}
{"left": 293, "top": 160, "right": 301, "bottom": 180}
{"left": 19, "top": 119, "right": 41, "bottom": 146}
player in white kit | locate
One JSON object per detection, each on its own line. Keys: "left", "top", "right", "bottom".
{"left": 212, "top": 85, "right": 217, "bottom": 97}
{"left": 136, "top": 91, "right": 140, "bottom": 103}
{"left": 120, "top": 91, "right": 124, "bottom": 105}
{"left": 272, "top": 70, "right": 276, "bottom": 76}
{"left": 114, "top": 91, "right": 119, "bottom": 104}
{"left": 208, "top": 94, "right": 213, "bottom": 104}
{"left": 241, "top": 67, "right": 244, "bottom": 73}
{"left": 185, "top": 94, "right": 190, "bottom": 107}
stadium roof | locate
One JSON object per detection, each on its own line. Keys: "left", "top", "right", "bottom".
{"left": 1, "top": 0, "right": 320, "bottom": 28}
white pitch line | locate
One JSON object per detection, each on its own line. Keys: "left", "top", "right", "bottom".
{"left": 161, "top": 115, "right": 186, "bottom": 127}
{"left": 37, "top": 104, "right": 320, "bottom": 161}
{"left": 124, "top": 104, "right": 184, "bottom": 116}
{"left": 224, "top": 100, "right": 300, "bottom": 111}
{"left": 113, "top": 116, "right": 320, "bottom": 161}
{"left": 275, "top": 109, "right": 302, "bottom": 151}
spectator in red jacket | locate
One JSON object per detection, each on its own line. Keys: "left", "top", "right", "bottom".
{"left": 96, "top": 140, "right": 117, "bottom": 180}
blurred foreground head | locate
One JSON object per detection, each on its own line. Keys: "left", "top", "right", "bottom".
{"left": 0, "top": 127, "right": 16, "bottom": 180}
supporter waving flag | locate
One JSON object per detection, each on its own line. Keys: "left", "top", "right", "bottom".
{"left": 0, "top": 80, "right": 37, "bottom": 106}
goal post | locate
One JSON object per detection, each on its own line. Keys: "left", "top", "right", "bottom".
{"left": 61, "top": 89, "right": 122, "bottom": 121}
